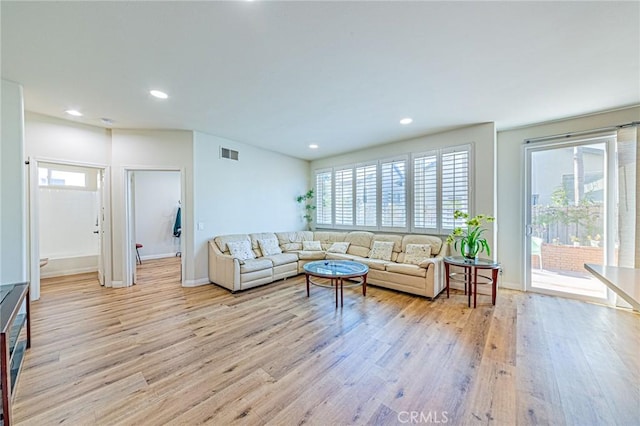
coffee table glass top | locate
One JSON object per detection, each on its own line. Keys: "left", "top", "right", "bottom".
{"left": 303, "top": 260, "right": 369, "bottom": 277}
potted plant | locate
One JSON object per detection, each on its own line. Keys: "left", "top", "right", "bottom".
{"left": 296, "top": 189, "right": 316, "bottom": 230}
{"left": 446, "top": 210, "right": 495, "bottom": 261}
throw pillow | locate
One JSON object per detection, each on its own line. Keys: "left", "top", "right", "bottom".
{"left": 404, "top": 244, "right": 432, "bottom": 265}
{"left": 258, "top": 238, "right": 282, "bottom": 256}
{"left": 302, "top": 240, "right": 322, "bottom": 251}
{"left": 369, "top": 241, "right": 394, "bottom": 261}
{"left": 327, "top": 242, "right": 350, "bottom": 254}
{"left": 227, "top": 240, "right": 255, "bottom": 261}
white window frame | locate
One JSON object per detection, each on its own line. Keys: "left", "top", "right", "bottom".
{"left": 314, "top": 143, "right": 473, "bottom": 234}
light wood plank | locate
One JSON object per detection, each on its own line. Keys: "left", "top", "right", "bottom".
{"left": 11, "top": 257, "right": 640, "bottom": 425}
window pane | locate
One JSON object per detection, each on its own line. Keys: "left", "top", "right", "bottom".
{"left": 413, "top": 154, "right": 438, "bottom": 229}
{"left": 356, "top": 164, "right": 377, "bottom": 226}
{"left": 441, "top": 150, "right": 469, "bottom": 229}
{"left": 334, "top": 168, "right": 353, "bottom": 226}
{"left": 315, "top": 171, "right": 332, "bottom": 225}
{"left": 39, "top": 167, "right": 49, "bottom": 186}
{"left": 381, "top": 159, "right": 406, "bottom": 228}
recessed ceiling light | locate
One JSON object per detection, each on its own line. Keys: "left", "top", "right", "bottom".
{"left": 309, "top": 144, "right": 319, "bottom": 149}
{"left": 150, "top": 90, "right": 169, "bottom": 99}
{"left": 400, "top": 117, "right": 413, "bottom": 125}
{"left": 65, "top": 109, "right": 83, "bottom": 117}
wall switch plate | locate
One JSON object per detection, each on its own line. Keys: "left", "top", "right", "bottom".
{"left": 197, "top": 222, "right": 204, "bottom": 230}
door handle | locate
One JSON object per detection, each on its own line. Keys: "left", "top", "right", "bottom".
{"left": 525, "top": 225, "right": 532, "bottom": 236}
{"left": 93, "top": 230, "right": 99, "bottom": 234}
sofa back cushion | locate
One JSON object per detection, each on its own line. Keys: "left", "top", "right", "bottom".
{"left": 275, "top": 231, "right": 314, "bottom": 252}
{"left": 345, "top": 231, "right": 374, "bottom": 257}
{"left": 214, "top": 234, "right": 251, "bottom": 254}
{"left": 313, "top": 231, "right": 348, "bottom": 250}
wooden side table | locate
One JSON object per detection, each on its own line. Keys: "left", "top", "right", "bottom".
{"left": 444, "top": 256, "right": 500, "bottom": 308}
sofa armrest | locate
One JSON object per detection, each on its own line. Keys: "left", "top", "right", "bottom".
{"left": 208, "top": 241, "right": 241, "bottom": 291}
{"left": 419, "top": 256, "right": 445, "bottom": 295}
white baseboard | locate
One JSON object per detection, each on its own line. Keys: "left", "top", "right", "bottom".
{"left": 500, "top": 280, "right": 524, "bottom": 291}
{"left": 140, "top": 253, "right": 180, "bottom": 261}
{"left": 40, "top": 255, "right": 99, "bottom": 278}
{"left": 183, "top": 278, "right": 210, "bottom": 287}
{"left": 111, "top": 281, "right": 126, "bottom": 288}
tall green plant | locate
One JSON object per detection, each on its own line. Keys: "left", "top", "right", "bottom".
{"left": 296, "top": 189, "right": 316, "bottom": 230}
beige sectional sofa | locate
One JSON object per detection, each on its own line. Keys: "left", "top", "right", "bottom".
{"left": 208, "top": 230, "right": 447, "bottom": 298}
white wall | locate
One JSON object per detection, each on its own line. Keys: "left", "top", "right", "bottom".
{"left": 310, "top": 122, "right": 497, "bottom": 249}
{"left": 193, "top": 131, "right": 310, "bottom": 283}
{"left": 133, "top": 170, "right": 181, "bottom": 259}
{"left": 111, "top": 129, "right": 193, "bottom": 284}
{"left": 24, "top": 111, "right": 111, "bottom": 165}
{"left": 497, "top": 106, "right": 640, "bottom": 290}
{"left": 0, "top": 79, "right": 27, "bottom": 284}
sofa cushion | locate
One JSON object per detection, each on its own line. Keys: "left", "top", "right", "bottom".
{"left": 402, "top": 234, "right": 443, "bottom": 256}
{"left": 264, "top": 252, "right": 298, "bottom": 266}
{"left": 302, "top": 240, "right": 322, "bottom": 251}
{"left": 214, "top": 234, "right": 250, "bottom": 253}
{"left": 386, "top": 263, "right": 427, "bottom": 277}
{"left": 327, "top": 242, "right": 350, "bottom": 254}
{"left": 314, "top": 231, "right": 347, "bottom": 250}
{"left": 369, "top": 241, "right": 394, "bottom": 261}
{"left": 325, "top": 252, "right": 356, "bottom": 261}
{"left": 276, "top": 231, "right": 314, "bottom": 252}
{"left": 357, "top": 258, "right": 390, "bottom": 271}
{"left": 403, "top": 244, "right": 432, "bottom": 265}
{"left": 249, "top": 232, "right": 278, "bottom": 255}
{"left": 298, "top": 250, "right": 326, "bottom": 260}
{"left": 345, "top": 232, "right": 374, "bottom": 257}
{"left": 258, "top": 238, "right": 282, "bottom": 256}
{"left": 227, "top": 240, "right": 256, "bottom": 261}
{"left": 240, "top": 257, "right": 272, "bottom": 273}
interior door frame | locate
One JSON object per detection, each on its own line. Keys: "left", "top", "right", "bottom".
{"left": 28, "top": 157, "right": 112, "bottom": 300}
{"left": 523, "top": 136, "right": 615, "bottom": 305}
{"left": 123, "top": 166, "right": 185, "bottom": 287}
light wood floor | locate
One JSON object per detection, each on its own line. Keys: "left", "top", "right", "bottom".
{"left": 13, "top": 258, "right": 640, "bottom": 425}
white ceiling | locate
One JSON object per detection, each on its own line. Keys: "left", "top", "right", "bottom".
{"left": 2, "top": 1, "right": 639, "bottom": 160}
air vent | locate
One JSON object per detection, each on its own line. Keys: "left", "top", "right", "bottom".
{"left": 220, "top": 147, "right": 239, "bottom": 161}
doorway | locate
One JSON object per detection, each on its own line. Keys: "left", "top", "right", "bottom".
{"left": 124, "top": 168, "right": 184, "bottom": 286}
{"left": 29, "top": 159, "right": 111, "bottom": 300}
{"left": 524, "top": 136, "right": 614, "bottom": 303}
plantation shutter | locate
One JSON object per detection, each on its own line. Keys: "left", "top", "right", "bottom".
{"left": 334, "top": 168, "right": 354, "bottom": 226}
{"left": 413, "top": 153, "right": 438, "bottom": 230}
{"left": 355, "top": 164, "right": 377, "bottom": 226}
{"left": 315, "top": 170, "right": 332, "bottom": 225}
{"left": 441, "top": 148, "right": 470, "bottom": 230}
{"left": 380, "top": 158, "right": 407, "bottom": 228}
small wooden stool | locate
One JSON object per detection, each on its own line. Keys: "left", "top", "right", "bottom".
{"left": 135, "top": 243, "right": 143, "bottom": 264}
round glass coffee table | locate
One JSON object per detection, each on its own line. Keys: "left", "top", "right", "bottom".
{"left": 303, "top": 260, "right": 369, "bottom": 307}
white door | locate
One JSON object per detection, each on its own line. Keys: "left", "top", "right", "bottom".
{"left": 97, "top": 169, "right": 105, "bottom": 285}
{"left": 525, "top": 136, "right": 614, "bottom": 304}
{"left": 128, "top": 171, "right": 138, "bottom": 285}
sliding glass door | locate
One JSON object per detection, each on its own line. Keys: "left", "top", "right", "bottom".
{"left": 525, "top": 136, "right": 614, "bottom": 303}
